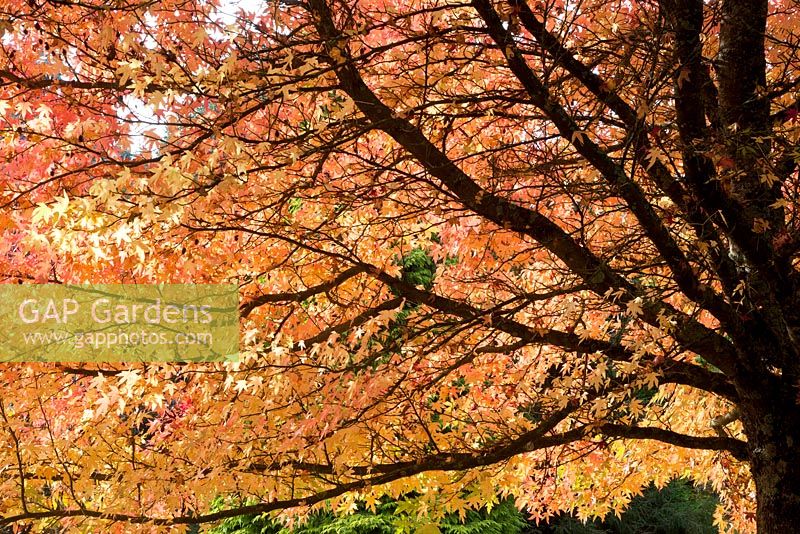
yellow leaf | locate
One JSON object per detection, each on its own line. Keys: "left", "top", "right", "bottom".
{"left": 626, "top": 297, "right": 644, "bottom": 317}
{"left": 31, "top": 202, "right": 52, "bottom": 225}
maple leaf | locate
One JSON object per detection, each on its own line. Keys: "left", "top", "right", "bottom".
{"left": 626, "top": 297, "right": 644, "bottom": 318}
{"left": 117, "top": 370, "right": 141, "bottom": 391}
{"left": 571, "top": 130, "right": 586, "bottom": 145}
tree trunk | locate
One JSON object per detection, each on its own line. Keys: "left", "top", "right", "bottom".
{"left": 740, "top": 384, "right": 800, "bottom": 532}
{"left": 752, "top": 456, "right": 800, "bottom": 533}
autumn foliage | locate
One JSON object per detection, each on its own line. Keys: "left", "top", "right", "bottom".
{"left": 0, "top": 0, "right": 799, "bottom": 531}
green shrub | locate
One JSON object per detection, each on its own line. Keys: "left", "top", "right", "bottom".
{"left": 208, "top": 479, "right": 718, "bottom": 534}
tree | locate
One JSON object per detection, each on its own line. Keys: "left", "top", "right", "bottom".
{"left": 0, "top": 0, "right": 797, "bottom": 531}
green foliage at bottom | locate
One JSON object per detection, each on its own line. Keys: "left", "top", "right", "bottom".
{"left": 530, "top": 479, "right": 719, "bottom": 534}
{"left": 207, "top": 498, "right": 524, "bottom": 534}
{"left": 207, "top": 479, "right": 718, "bottom": 534}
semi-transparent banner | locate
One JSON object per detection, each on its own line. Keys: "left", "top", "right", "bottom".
{"left": 0, "top": 284, "right": 239, "bottom": 362}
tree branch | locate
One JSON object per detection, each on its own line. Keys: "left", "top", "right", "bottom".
{"left": 240, "top": 265, "right": 367, "bottom": 317}
{"left": 374, "top": 271, "right": 738, "bottom": 401}
{"left": 306, "top": 0, "right": 738, "bottom": 374}
{"left": 473, "top": 0, "right": 735, "bottom": 329}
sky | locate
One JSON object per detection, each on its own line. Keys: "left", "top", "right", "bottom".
{"left": 124, "top": 0, "right": 269, "bottom": 153}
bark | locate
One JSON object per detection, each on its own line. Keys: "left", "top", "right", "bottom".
{"left": 739, "top": 387, "right": 800, "bottom": 533}
{"left": 716, "top": 6, "right": 800, "bottom": 526}
{"left": 717, "top": 0, "right": 779, "bottom": 228}
{"left": 751, "top": 446, "right": 800, "bottom": 533}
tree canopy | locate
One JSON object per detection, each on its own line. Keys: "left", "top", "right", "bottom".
{"left": 0, "top": 0, "right": 799, "bottom": 531}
